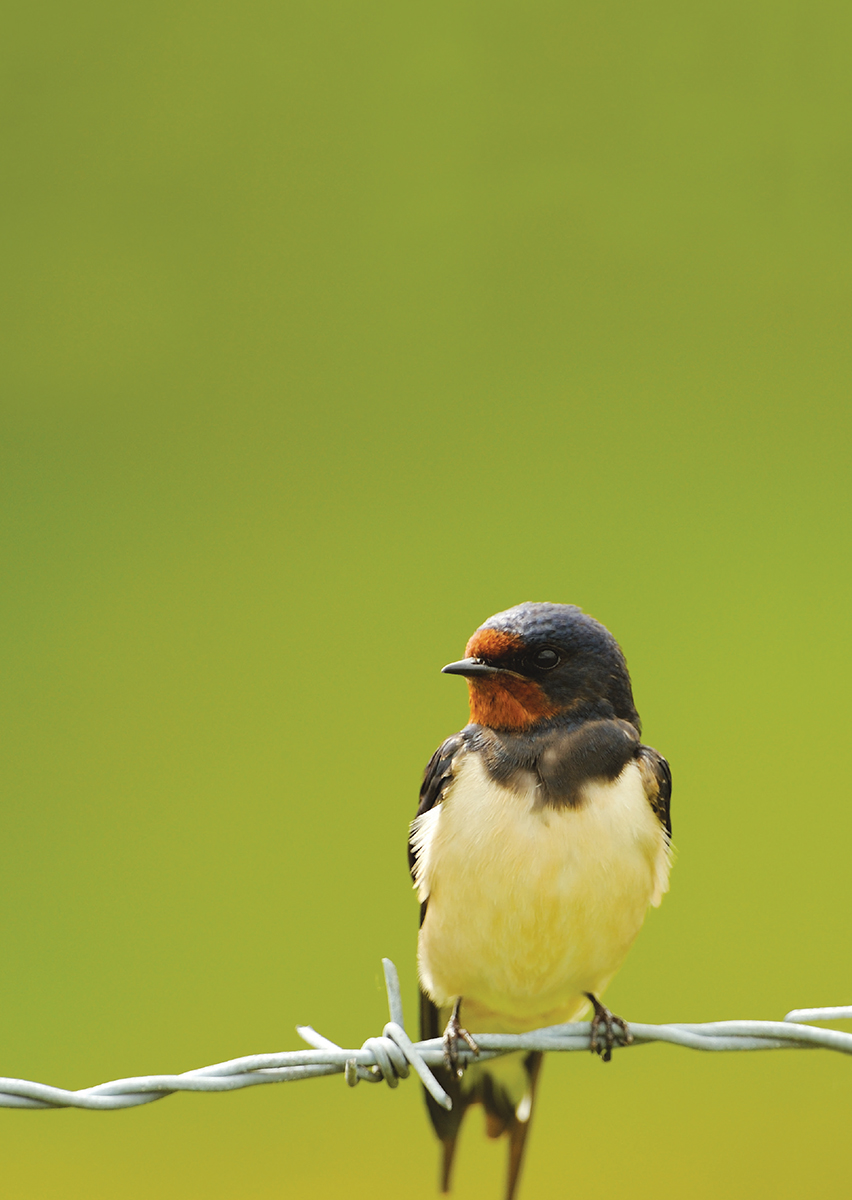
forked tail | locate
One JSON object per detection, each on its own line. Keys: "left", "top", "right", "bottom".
{"left": 420, "top": 990, "right": 544, "bottom": 1200}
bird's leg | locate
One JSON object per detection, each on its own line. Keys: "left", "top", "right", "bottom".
{"left": 584, "top": 992, "right": 633, "bottom": 1063}
{"left": 442, "top": 998, "right": 480, "bottom": 1079}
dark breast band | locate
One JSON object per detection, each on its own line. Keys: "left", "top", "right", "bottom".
{"left": 471, "top": 717, "right": 642, "bottom": 809}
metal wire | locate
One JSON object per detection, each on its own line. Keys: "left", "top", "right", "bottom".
{"left": 1, "top": 960, "right": 850, "bottom": 1111}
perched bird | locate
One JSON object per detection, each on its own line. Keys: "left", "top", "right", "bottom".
{"left": 409, "top": 602, "right": 672, "bottom": 1200}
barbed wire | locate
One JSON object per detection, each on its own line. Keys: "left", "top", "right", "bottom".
{"left": 1, "top": 960, "right": 850, "bottom": 1111}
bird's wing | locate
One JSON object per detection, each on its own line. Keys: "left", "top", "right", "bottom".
{"left": 410, "top": 732, "right": 471, "bottom": 1187}
{"left": 408, "top": 731, "right": 466, "bottom": 923}
{"left": 413, "top": 731, "right": 467, "bottom": 821}
{"left": 637, "top": 745, "right": 673, "bottom": 838}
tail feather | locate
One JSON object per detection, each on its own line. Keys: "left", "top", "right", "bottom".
{"left": 479, "top": 1050, "right": 543, "bottom": 1200}
{"left": 421, "top": 990, "right": 468, "bottom": 1193}
{"left": 440, "top": 1137, "right": 457, "bottom": 1194}
{"left": 504, "top": 1118, "right": 531, "bottom": 1200}
{"left": 420, "top": 990, "right": 543, "bottom": 1200}
{"left": 501, "top": 1053, "right": 543, "bottom": 1200}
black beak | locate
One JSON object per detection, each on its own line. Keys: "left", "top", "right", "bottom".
{"left": 441, "top": 658, "right": 502, "bottom": 677}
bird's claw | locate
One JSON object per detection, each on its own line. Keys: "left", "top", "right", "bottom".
{"left": 443, "top": 1003, "right": 479, "bottom": 1079}
{"left": 585, "top": 992, "right": 632, "bottom": 1063}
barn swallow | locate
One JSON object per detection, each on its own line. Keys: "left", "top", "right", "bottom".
{"left": 409, "top": 603, "right": 672, "bottom": 1200}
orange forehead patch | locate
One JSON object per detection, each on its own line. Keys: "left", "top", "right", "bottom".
{"left": 465, "top": 628, "right": 524, "bottom": 662}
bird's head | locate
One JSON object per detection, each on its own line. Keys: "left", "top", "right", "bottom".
{"left": 442, "top": 602, "right": 639, "bottom": 732}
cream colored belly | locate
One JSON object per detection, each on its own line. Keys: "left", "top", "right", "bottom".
{"left": 413, "top": 753, "right": 669, "bottom": 1033}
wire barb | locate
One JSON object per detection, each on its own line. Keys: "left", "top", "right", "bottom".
{"left": 0, "top": 963, "right": 849, "bottom": 1111}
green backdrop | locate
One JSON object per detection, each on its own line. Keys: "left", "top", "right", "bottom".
{"left": 2, "top": 2, "right": 851, "bottom": 1197}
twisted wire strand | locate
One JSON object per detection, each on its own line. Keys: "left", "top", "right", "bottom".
{"left": 1, "top": 960, "right": 849, "bottom": 1111}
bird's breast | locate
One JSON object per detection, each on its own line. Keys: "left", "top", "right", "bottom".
{"left": 413, "top": 749, "right": 669, "bottom": 1031}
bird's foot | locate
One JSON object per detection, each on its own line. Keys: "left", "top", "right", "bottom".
{"left": 442, "top": 999, "right": 479, "bottom": 1079}
{"left": 584, "top": 992, "right": 633, "bottom": 1063}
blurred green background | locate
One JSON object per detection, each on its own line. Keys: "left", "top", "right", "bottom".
{"left": 2, "top": 1, "right": 851, "bottom": 1196}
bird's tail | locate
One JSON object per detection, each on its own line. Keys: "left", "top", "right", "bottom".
{"left": 484, "top": 1050, "right": 544, "bottom": 1200}
{"left": 420, "top": 991, "right": 543, "bottom": 1200}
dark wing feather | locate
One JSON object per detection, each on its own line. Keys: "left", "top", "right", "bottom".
{"left": 411, "top": 734, "right": 469, "bottom": 1189}
{"left": 637, "top": 745, "right": 672, "bottom": 837}
{"left": 408, "top": 732, "right": 466, "bottom": 893}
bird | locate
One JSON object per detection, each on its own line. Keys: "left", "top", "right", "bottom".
{"left": 409, "top": 602, "right": 672, "bottom": 1200}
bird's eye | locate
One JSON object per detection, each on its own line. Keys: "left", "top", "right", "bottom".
{"left": 532, "top": 648, "right": 559, "bottom": 670}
